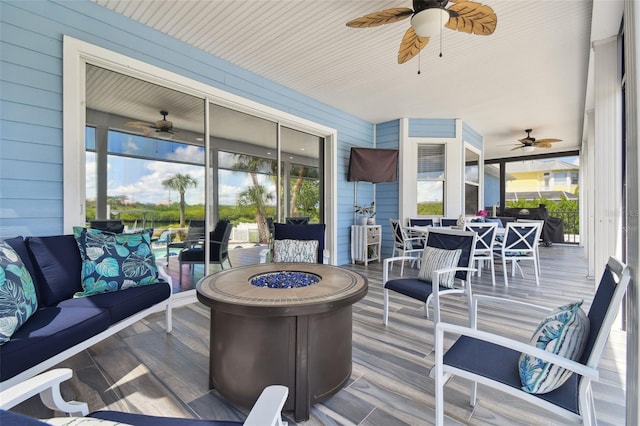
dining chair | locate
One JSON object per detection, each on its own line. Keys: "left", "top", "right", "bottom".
{"left": 383, "top": 228, "right": 476, "bottom": 326}
{"left": 440, "top": 218, "right": 458, "bottom": 227}
{"left": 432, "top": 256, "right": 631, "bottom": 426}
{"left": 178, "top": 219, "right": 233, "bottom": 284}
{"left": 516, "top": 218, "right": 545, "bottom": 275}
{"left": 1, "top": 368, "right": 289, "bottom": 426}
{"left": 408, "top": 217, "right": 434, "bottom": 227}
{"left": 494, "top": 222, "right": 543, "bottom": 286}
{"left": 166, "top": 219, "right": 206, "bottom": 266}
{"left": 389, "top": 218, "right": 425, "bottom": 275}
{"left": 285, "top": 216, "right": 310, "bottom": 225}
{"left": 464, "top": 222, "right": 498, "bottom": 286}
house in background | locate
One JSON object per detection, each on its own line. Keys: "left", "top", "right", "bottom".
{"left": 505, "top": 158, "right": 579, "bottom": 202}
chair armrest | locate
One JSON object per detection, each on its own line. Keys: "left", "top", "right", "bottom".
{"left": 259, "top": 248, "right": 271, "bottom": 263}
{"left": 243, "top": 385, "right": 288, "bottom": 426}
{"left": 322, "top": 248, "right": 330, "bottom": 264}
{"left": 0, "top": 368, "right": 89, "bottom": 416}
{"left": 155, "top": 259, "right": 172, "bottom": 286}
{"left": 433, "top": 322, "right": 599, "bottom": 381}
{"left": 471, "top": 294, "right": 553, "bottom": 329}
{"left": 383, "top": 255, "right": 423, "bottom": 281}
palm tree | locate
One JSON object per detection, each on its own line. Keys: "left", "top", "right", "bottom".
{"left": 162, "top": 173, "right": 197, "bottom": 227}
{"left": 233, "top": 154, "right": 276, "bottom": 243}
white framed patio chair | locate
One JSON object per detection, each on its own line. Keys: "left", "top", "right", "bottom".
{"left": 389, "top": 218, "right": 425, "bottom": 276}
{"left": 464, "top": 222, "right": 498, "bottom": 286}
{"left": 494, "top": 222, "right": 542, "bottom": 286}
{"left": 432, "top": 256, "right": 631, "bottom": 426}
{"left": 517, "top": 218, "right": 545, "bottom": 275}
{"left": 0, "top": 368, "right": 289, "bottom": 426}
{"left": 383, "top": 228, "right": 476, "bottom": 326}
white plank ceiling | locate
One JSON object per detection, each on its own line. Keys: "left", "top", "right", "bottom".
{"left": 91, "top": 0, "right": 622, "bottom": 159}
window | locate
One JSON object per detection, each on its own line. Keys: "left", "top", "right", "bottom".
{"left": 417, "top": 144, "right": 445, "bottom": 215}
{"left": 464, "top": 147, "right": 480, "bottom": 215}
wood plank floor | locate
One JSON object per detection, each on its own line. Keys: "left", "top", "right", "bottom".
{"left": 13, "top": 245, "right": 626, "bottom": 425}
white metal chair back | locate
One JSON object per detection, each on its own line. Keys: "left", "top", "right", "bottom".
{"left": 465, "top": 222, "right": 498, "bottom": 286}
{"left": 465, "top": 222, "right": 498, "bottom": 255}
{"left": 498, "top": 222, "right": 543, "bottom": 286}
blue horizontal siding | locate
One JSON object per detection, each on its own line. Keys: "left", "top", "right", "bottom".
{"left": 0, "top": 0, "right": 377, "bottom": 264}
{"left": 408, "top": 118, "right": 456, "bottom": 138}
{"left": 374, "top": 120, "right": 400, "bottom": 256}
{"left": 462, "top": 122, "right": 483, "bottom": 150}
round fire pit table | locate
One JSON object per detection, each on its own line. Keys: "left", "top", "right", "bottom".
{"left": 196, "top": 263, "right": 368, "bottom": 422}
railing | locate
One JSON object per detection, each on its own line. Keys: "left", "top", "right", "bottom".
{"left": 550, "top": 210, "right": 579, "bottom": 244}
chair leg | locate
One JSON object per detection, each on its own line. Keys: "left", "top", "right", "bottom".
{"left": 425, "top": 294, "right": 432, "bottom": 319}
{"left": 533, "top": 257, "right": 540, "bottom": 286}
{"left": 490, "top": 258, "right": 496, "bottom": 287}
{"left": 179, "top": 261, "right": 183, "bottom": 286}
{"left": 383, "top": 288, "right": 390, "bottom": 325}
{"left": 502, "top": 257, "right": 509, "bottom": 287}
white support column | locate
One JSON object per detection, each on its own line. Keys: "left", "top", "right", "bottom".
{"left": 624, "top": 1, "right": 640, "bottom": 424}
{"left": 582, "top": 110, "right": 596, "bottom": 277}
{"left": 592, "top": 36, "right": 623, "bottom": 276}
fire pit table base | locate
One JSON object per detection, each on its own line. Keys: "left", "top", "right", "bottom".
{"left": 210, "top": 306, "right": 352, "bottom": 421}
{"left": 196, "top": 263, "right": 368, "bottom": 422}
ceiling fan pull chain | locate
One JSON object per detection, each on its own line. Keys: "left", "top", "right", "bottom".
{"left": 417, "top": 51, "right": 421, "bottom": 75}
{"left": 439, "top": 10, "right": 443, "bottom": 58}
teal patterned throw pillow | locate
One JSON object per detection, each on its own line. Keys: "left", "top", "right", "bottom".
{"left": 73, "top": 227, "right": 159, "bottom": 297}
{"left": 519, "top": 301, "right": 590, "bottom": 394}
{"left": 0, "top": 240, "right": 38, "bottom": 344}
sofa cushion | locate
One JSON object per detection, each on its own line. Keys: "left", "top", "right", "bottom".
{"left": 73, "top": 228, "right": 159, "bottom": 297}
{"left": 26, "top": 236, "right": 83, "bottom": 307}
{"left": 4, "top": 237, "right": 39, "bottom": 294}
{"left": 57, "top": 283, "right": 170, "bottom": 325}
{"left": 0, "top": 306, "right": 110, "bottom": 382}
{"left": 0, "top": 241, "right": 39, "bottom": 345}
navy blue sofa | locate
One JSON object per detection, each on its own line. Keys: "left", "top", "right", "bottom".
{"left": 0, "top": 235, "right": 172, "bottom": 390}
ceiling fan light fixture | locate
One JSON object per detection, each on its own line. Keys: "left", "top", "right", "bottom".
{"left": 523, "top": 145, "right": 536, "bottom": 153}
{"left": 411, "top": 8, "right": 448, "bottom": 37}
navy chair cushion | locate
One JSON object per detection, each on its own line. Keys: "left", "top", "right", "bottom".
{"left": 443, "top": 335, "right": 579, "bottom": 414}
{"left": 25, "top": 235, "right": 83, "bottom": 307}
{"left": 91, "top": 411, "right": 243, "bottom": 425}
{"left": 384, "top": 278, "right": 434, "bottom": 302}
{"left": 581, "top": 264, "right": 616, "bottom": 364}
{"left": 57, "top": 283, "right": 170, "bottom": 325}
{"left": 0, "top": 410, "right": 48, "bottom": 425}
{"left": 273, "top": 223, "right": 325, "bottom": 263}
{"left": 0, "top": 307, "right": 109, "bottom": 382}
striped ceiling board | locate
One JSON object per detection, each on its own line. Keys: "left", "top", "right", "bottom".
{"left": 91, "top": 0, "right": 603, "bottom": 159}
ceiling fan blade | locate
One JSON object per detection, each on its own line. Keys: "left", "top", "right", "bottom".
{"left": 535, "top": 142, "right": 554, "bottom": 149}
{"left": 445, "top": 1, "right": 497, "bottom": 35}
{"left": 535, "top": 138, "right": 562, "bottom": 144}
{"left": 346, "top": 8, "right": 414, "bottom": 28}
{"left": 398, "top": 27, "right": 429, "bottom": 64}
{"left": 511, "top": 146, "right": 524, "bottom": 151}
{"left": 125, "top": 121, "right": 153, "bottom": 129}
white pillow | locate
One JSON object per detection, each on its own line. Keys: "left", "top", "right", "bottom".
{"left": 417, "top": 246, "right": 462, "bottom": 289}
{"left": 519, "top": 301, "right": 590, "bottom": 394}
{"left": 273, "top": 239, "right": 318, "bottom": 263}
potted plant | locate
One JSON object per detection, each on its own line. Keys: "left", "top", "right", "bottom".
{"left": 355, "top": 202, "right": 376, "bottom": 225}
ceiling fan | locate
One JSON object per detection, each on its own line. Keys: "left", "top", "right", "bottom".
{"left": 126, "top": 110, "right": 175, "bottom": 138}
{"left": 346, "top": 0, "right": 497, "bottom": 64}
{"left": 512, "top": 129, "right": 562, "bottom": 151}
